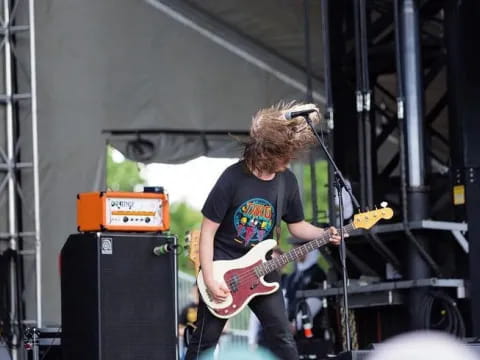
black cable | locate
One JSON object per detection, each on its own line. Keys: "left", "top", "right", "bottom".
{"left": 303, "top": 0, "right": 314, "bottom": 103}
{"left": 184, "top": 324, "right": 196, "bottom": 349}
{"left": 320, "top": 0, "right": 337, "bottom": 227}
{"left": 0, "top": 251, "right": 10, "bottom": 347}
{"left": 353, "top": 0, "right": 363, "bottom": 99}
{"left": 13, "top": 249, "right": 24, "bottom": 350}
{"left": 195, "top": 302, "right": 207, "bottom": 360}
{"left": 320, "top": 0, "right": 333, "bottom": 119}
{"left": 303, "top": 0, "right": 320, "bottom": 226}
{"left": 394, "top": 0, "right": 408, "bottom": 228}
{"left": 0, "top": 250, "right": 15, "bottom": 350}
{"left": 359, "top": 0, "right": 374, "bottom": 208}
{"left": 394, "top": 0, "right": 404, "bottom": 102}
{"left": 420, "top": 291, "right": 465, "bottom": 338}
{"left": 359, "top": 0, "right": 370, "bottom": 96}
{"left": 353, "top": 0, "right": 367, "bottom": 208}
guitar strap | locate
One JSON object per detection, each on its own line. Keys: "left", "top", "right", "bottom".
{"left": 274, "top": 172, "right": 285, "bottom": 242}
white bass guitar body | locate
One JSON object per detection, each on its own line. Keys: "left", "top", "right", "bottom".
{"left": 197, "top": 239, "right": 279, "bottom": 319}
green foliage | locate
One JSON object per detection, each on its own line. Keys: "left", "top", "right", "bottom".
{"left": 106, "top": 146, "right": 145, "bottom": 191}
{"left": 302, "top": 160, "right": 329, "bottom": 224}
{"left": 302, "top": 160, "right": 331, "bottom": 272}
{"left": 105, "top": 146, "right": 202, "bottom": 274}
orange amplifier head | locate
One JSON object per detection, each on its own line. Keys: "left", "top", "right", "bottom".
{"left": 77, "top": 191, "right": 170, "bottom": 232}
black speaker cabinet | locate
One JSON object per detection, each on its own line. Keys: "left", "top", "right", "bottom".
{"left": 61, "top": 232, "right": 177, "bottom": 360}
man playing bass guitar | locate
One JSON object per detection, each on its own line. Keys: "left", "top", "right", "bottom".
{"left": 185, "top": 102, "right": 341, "bottom": 360}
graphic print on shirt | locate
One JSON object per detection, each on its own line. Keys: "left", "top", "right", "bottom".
{"left": 234, "top": 198, "right": 275, "bottom": 247}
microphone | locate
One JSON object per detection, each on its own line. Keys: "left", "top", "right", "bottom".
{"left": 299, "top": 301, "right": 314, "bottom": 338}
{"left": 284, "top": 107, "right": 318, "bottom": 120}
{"left": 153, "top": 243, "right": 176, "bottom": 256}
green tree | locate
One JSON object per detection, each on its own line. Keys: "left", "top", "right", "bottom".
{"left": 106, "top": 147, "right": 203, "bottom": 273}
{"left": 106, "top": 146, "right": 145, "bottom": 191}
{"left": 302, "top": 160, "right": 332, "bottom": 272}
{"left": 302, "top": 160, "right": 329, "bottom": 225}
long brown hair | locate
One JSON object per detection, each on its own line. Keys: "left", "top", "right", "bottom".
{"left": 243, "top": 101, "right": 321, "bottom": 175}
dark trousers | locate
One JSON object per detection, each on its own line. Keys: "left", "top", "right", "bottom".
{"left": 185, "top": 273, "right": 298, "bottom": 360}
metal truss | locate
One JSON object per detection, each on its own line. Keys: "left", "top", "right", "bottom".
{"left": 0, "top": 0, "right": 40, "bottom": 358}
{"left": 371, "top": 0, "right": 450, "bottom": 213}
{"left": 332, "top": 0, "right": 465, "bottom": 281}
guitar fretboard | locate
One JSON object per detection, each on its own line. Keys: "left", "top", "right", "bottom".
{"left": 255, "top": 223, "right": 355, "bottom": 277}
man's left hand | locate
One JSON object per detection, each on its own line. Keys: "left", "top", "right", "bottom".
{"left": 327, "top": 226, "right": 343, "bottom": 245}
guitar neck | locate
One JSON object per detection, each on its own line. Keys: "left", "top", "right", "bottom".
{"left": 256, "top": 223, "right": 355, "bottom": 277}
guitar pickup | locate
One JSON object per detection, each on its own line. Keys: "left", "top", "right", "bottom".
{"left": 229, "top": 274, "right": 240, "bottom": 292}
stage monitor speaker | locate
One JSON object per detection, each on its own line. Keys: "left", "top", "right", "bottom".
{"left": 61, "top": 232, "right": 177, "bottom": 360}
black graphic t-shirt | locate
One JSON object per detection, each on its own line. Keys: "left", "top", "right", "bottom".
{"left": 202, "top": 161, "right": 304, "bottom": 260}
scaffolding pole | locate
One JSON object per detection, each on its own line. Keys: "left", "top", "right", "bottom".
{"left": 0, "top": 0, "right": 40, "bottom": 358}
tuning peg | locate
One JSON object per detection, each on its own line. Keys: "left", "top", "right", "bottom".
{"left": 380, "top": 201, "right": 388, "bottom": 208}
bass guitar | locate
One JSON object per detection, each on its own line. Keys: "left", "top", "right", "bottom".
{"left": 197, "top": 204, "right": 393, "bottom": 319}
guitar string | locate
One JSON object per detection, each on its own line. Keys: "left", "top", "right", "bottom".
{"left": 222, "top": 225, "right": 355, "bottom": 292}
{"left": 226, "top": 210, "right": 391, "bottom": 292}
{"left": 224, "top": 245, "right": 326, "bottom": 292}
{"left": 212, "top": 212, "right": 388, "bottom": 302}
{"left": 224, "top": 226, "right": 351, "bottom": 291}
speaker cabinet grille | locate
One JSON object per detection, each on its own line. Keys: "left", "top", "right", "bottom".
{"left": 61, "top": 233, "right": 177, "bottom": 360}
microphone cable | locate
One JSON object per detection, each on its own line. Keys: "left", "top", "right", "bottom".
{"left": 194, "top": 303, "right": 207, "bottom": 360}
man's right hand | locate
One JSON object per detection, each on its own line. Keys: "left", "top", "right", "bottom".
{"left": 205, "top": 279, "right": 230, "bottom": 303}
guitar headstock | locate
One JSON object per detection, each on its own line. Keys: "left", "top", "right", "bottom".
{"left": 185, "top": 229, "right": 201, "bottom": 275}
{"left": 353, "top": 202, "right": 393, "bottom": 230}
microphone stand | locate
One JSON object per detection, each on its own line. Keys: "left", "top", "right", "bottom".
{"left": 303, "top": 113, "right": 361, "bottom": 352}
